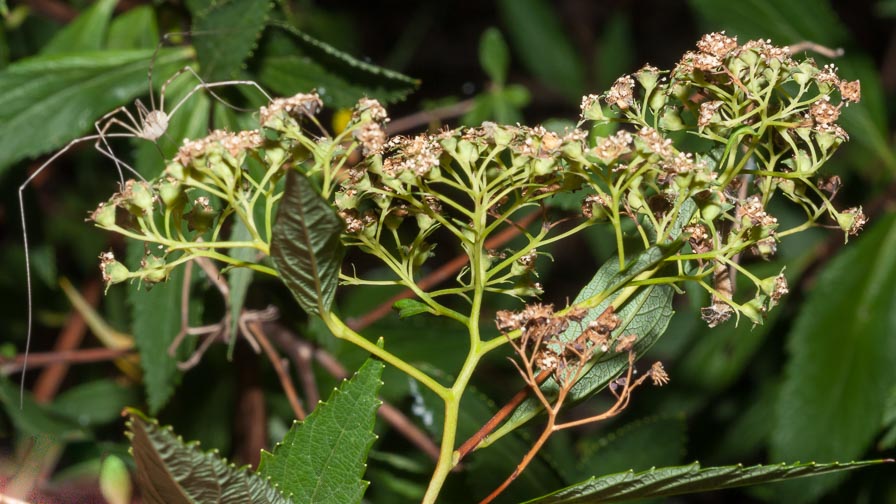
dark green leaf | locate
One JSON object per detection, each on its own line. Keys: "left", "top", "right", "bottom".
{"left": 271, "top": 170, "right": 344, "bottom": 316}
{"left": 40, "top": 0, "right": 116, "bottom": 55}
{"left": 525, "top": 460, "right": 891, "bottom": 503}
{"left": 479, "top": 27, "right": 510, "bottom": 86}
{"left": 227, "top": 221, "right": 256, "bottom": 357}
{"left": 688, "top": 0, "right": 848, "bottom": 44}
{"left": 496, "top": 0, "right": 584, "bottom": 101}
{"left": 52, "top": 379, "right": 139, "bottom": 427}
{"left": 0, "top": 47, "right": 191, "bottom": 175}
{"left": 410, "top": 366, "right": 565, "bottom": 502}
{"left": 770, "top": 214, "right": 896, "bottom": 502}
{"left": 393, "top": 298, "right": 435, "bottom": 318}
{"left": 879, "top": 385, "right": 896, "bottom": 450}
{"left": 0, "top": 375, "right": 87, "bottom": 440}
{"left": 191, "top": 0, "right": 273, "bottom": 81}
{"left": 128, "top": 247, "right": 193, "bottom": 414}
{"left": 260, "top": 22, "right": 418, "bottom": 108}
{"left": 594, "top": 12, "right": 634, "bottom": 90}
{"left": 126, "top": 410, "right": 293, "bottom": 504}
{"left": 485, "top": 241, "right": 683, "bottom": 446}
{"left": 107, "top": 6, "right": 160, "bottom": 51}
{"left": 574, "top": 415, "right": 686, "bottom": 481}
{"left": 257, "top": 358, "right": 384, "bottom": 503}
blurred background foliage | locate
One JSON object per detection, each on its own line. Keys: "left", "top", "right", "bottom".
{"left": 0, "top": 0, "right": 894, "bottom": 502}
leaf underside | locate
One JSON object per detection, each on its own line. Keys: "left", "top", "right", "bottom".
{"left": 526, "top": 459, "right": 893, "bottom": 504}
{"left": 270, "top": 170, "right": 345, "bottom": 316}
{"left": 126, "top": 410, "right": 293, "bottom": 504}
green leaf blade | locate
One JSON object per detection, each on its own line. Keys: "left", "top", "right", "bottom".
{"left": 770, "top": 214, "right": 896, "bottom": 502}
{"left": 261, "top": 23, "right": 419, "bottom": 108}
{"left": 479, "top": 27, "right": 510, "bottom": 86}
{"left": 485, "top": 242, "right": 682, "bottom": 446}
{"left": 191, "top": 0, "right": 273, "bottom": 81}
{"left": 526, "top": 460, "right": 893, "bottom": 503}
{"left": 0, "top": 48, "right": 191, "bottom": 175}
{"left": 270, "top": 170, "right": 344, "bottom": 316}
{"left": 496, "top": 0, "right": 584, "bottom": 101}
{"left": 40, "top": 0, "right": 117, "bottom": 55}
{"left": 126, "top": 410, "right": 293, "bottom": 504}
{"left": 257, "top": 358, "right": 385, "bottom": 503}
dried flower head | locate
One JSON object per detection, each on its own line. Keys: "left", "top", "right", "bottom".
{"left": 697, "top": 32, "right": 738, "bottom": 58}
{"left": 259, "top": 92, "right": 323, "bottom": 126}
{"left": 649, "top": 361, "right": 670, "bottom": 386}
{"left": 605, "top": 75, "right": 636, "bottom": 110}
{"left": 810, "top": 96, "right": 840, "bottom": 125}
{"left": 593, "top": 130, "right": 633, "bottom": 163}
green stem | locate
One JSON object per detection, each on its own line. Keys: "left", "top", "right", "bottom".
{"left": 325, "top": 313, "right": 448, "bottom": 399}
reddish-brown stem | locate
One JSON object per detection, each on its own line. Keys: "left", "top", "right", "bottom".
{"left": 457, "top": 369, "right": 550, "bottom": 461}
{"left": 32, "top": 279, "right": 101, "bottom": 403}
{"left": 247, "top": 321, "right": 306, "bottom": 420}
{"left": 264, "top": 321, "right": 442, "bottom": 461}
{"left": 347, "top": 210, "right": 540, "bottom": 331}
{"left": 1, "top": 347, "right": 133, "bottom": 375}
{"left": 479, "top": 413, "right": 558, "bottom": 504}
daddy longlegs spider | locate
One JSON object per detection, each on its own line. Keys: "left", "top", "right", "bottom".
{"left": 17, "top": 35, "right": 274, "bottom": 406}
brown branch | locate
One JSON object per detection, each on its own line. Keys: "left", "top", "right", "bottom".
{"left": 246, "top": 321, "right": 306, "bottom": 420}
{"left": 32, "top": 278, "right": 101, "bottom": 403}
{"left": 1, "top": 347, "right": 134, "bottom": 375}
{"left": 386, "top": 98, "right": 476, "bottom": 135}
{"left": 264, "top": 321, "right": 441, "bottom": 461}
{"left": 347, "top": 210, "right": 541, "bottom": 331}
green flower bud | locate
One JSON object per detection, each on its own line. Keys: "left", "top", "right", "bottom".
{"left": 793, "top": 149, "right": 814, "bottom": 175}
{"left": 188, "top": 197, "right": 216, "bottom": 233}
{"left": 165, "top": 162, "right": 187, "bottom": 182}
{"left": 738, "top": 298, "right": 765, "bottom": 325}
{"left": 123, "top": 180, "right": 154, "bottom": 214}
{"left": 648, "top": 89, "right": 667, "bottom": 112}
{"left": 90, "top": 201, "right": 117, "bottom": 228}
{"left": 99, "top": 251, "right": 130, "bottom": 288}
{"left": 659, "top": 107, "right": 685, "bottom": 131}
{"left": 140, "top": 254, "right": 169, "bottom": 284}
{"left": 157, "top": 177, "right": 185, "bottom": 209}
{"left": 532, "top": 157, "right": 555, "bottom": 176}
{"left": 580, "top": 95, "right": 606, "bottom": 121}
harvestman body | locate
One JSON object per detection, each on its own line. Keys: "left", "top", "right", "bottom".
{"left": 17, "top": 47, "right": 274, "bottom": 405}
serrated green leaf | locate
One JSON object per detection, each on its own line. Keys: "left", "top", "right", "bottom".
{"left": 485, "top": 241, "right": 682, "bottom": 447}
{"left": 191, "top": 0, "right": 272, "bottom": 81}
{"left": 525, "top": 460, "right": 891, "bottom": 503}
{"left": 126, "top": 410, "right": 293, "bottom": 504}
{"left": 574, "top": 415, "right": 686, "bottom": 481}
{"left": 40, "top": 0, "right": 116, "bottom": 55}
{"left": 770, "top": 214, "right": 896, "bottom": 502}
{"left": 257, "top": 358, "right": 384, "bottom": 503}
{"left": 479, "top": 27, "right": 510, "bottom": 86}
{"left": 128, "top": 247, "right": 193, "bottom": 414}
{"left": 227, "top": 220, "right": 256, "bottom": 357}
{"left": 107, "top": 6, "right": 159, "bottom": 51}
{"left": 393, "top": 298, "right": 435, "bottom": 318}
{"left": 260, "top": 23, "right": 418, "bottom": 108}
{"left": 52, "top": 379, "right": 139, "bottom": 427}
{"left": 0, "top": 47, "right": 191, "bottom": 175}
{"left": 496, "top": 0, "right": 584, "bottom": 101}
{"left": 271, "top": 170, "right": 344, "bottom": 316}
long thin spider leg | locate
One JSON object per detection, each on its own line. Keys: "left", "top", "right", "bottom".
{"left": 95, "top": 116, "right": 150, "bottom": 184}
{"left": 94, "top": 106, "right": 143, "bottom": 184}
{"left": 167, "top": 79, "right": 274, "bottom": 119}
{"left": 17, "top": 132, "right": 133, "bottom": 408}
